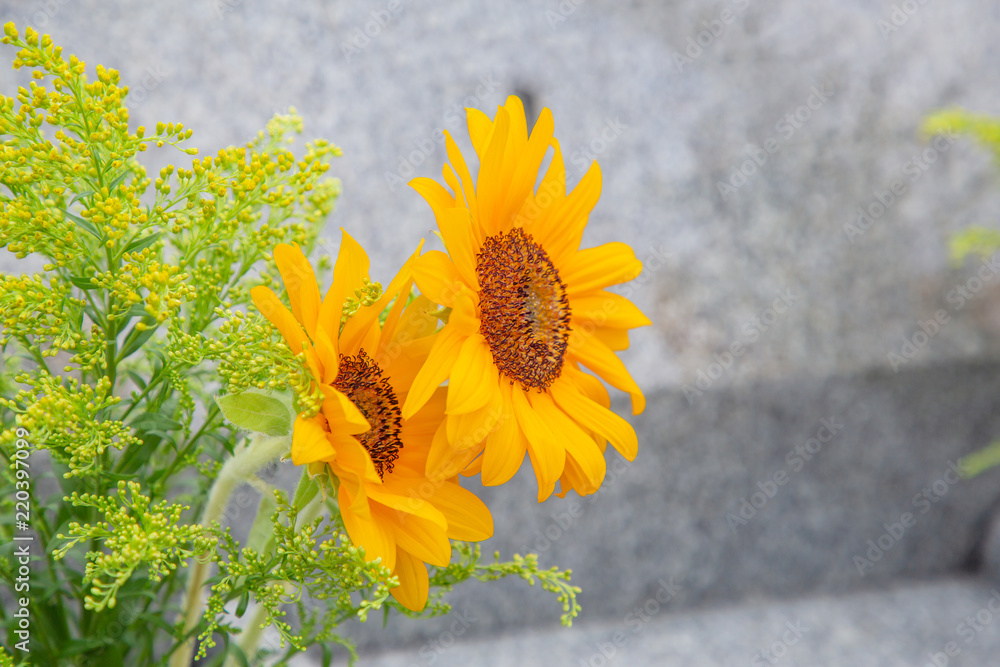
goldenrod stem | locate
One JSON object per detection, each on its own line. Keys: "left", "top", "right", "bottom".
{"left": 170, "top": 433, "right": 290, "bottom": 667}
{"left": 227, "top": 480, "right": 324, "bottom": 667}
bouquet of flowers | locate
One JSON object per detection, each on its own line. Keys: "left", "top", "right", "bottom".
{"left": 0, "top": 23, "right": 648, "bottom": 666}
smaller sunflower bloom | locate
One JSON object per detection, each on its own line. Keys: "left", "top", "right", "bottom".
{"left": 251, "top": 231, "right": 493, "bottom": 611}
{"left": 403, "top": 96, "right": 649, "bottom": 502}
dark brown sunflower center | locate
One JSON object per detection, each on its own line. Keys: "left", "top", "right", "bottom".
{"left": 332, "top": 350, "right": 402, "bottom": 480}
{"left": 476, "top": 227, "right": 571, "bottom": 391}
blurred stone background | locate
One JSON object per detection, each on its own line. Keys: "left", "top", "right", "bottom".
{"left": 4, "top": 0, "right": 1000, "bottom": 664}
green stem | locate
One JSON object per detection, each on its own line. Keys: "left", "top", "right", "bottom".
{"left": 170, "top": 432, "right": 290, "bottom": 667}
{"left": 227, "top": 488, "right": 324, "bottom": 667}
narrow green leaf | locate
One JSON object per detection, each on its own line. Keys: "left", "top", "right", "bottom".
{"left": 128, "top": 412, "right": 182, "bottom": 432}
{"left": 67, "top": 190, "right": 94, "bottom": 208}
{"left": 123, "top": 231, "right": 162, "bottom": 254}
{"left": 959, "top": 439, "right": 1000, "bottom": 478}
{"left": 292, "top": 469, "right": 320, "bottom": 511}
{"left": 68, "top": 274, "right": 95, "bottom": 290}
{"left": 118, "top": 322, "right": 158, "bottom": 360}
{"left": 214, "top": 391, "right": 292, "bottom": 436}
{"left": 245, "top": 492, "right": 279, "bottom": 556}
{"left": 63, "top": 208, "right": 102, "bottom": 240}
{"left": 235, "top": 590, "right": 250, "bottom": 618}
{"left": 125, "top": 370, "right": 147, "bottom": 390}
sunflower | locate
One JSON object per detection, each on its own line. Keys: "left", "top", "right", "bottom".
{"left": 401, "top": 96, "right": 649, "bottom": 502}
{"left": 251, "top": 230, "right": 493, "bottom": 611}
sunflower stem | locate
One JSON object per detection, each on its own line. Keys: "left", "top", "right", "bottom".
{"left": 171, "top": 432, "right": 291, "bottom": 667}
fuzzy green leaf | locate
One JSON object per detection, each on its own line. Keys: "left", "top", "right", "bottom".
{"left": 214, "top": 391, "right": 292, "bottom": 436}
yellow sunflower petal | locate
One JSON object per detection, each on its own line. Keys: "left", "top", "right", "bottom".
{"left": 412, "top": 250, "right": 463, "bottom": 308}
{"left": 438, "top": 207, "right": 481, "bottom": 287}
{"left": 339, "top": 483, "right": 395, "bottom": 570}
{"left": 481, "top": 383, "right": 526, "bottom": 486}
{"left": 331, "top": 434, "right": 382, "bottom": 485}
{"left": 561, "top": 242, "right": 642, "bottom": 297}
{"left": 398, "top": 386, "right": 447, "bottom": 450}
{"left": 319, "top": 385, "right": 370, "bottom": 435}
{"left": 443, "top": 163, "right": 465, "bottom": 207}
{"left": 535, "top": 161, "right": 601, "bottom": 265}
{"left": 311, "top": 323, "right": 339, "bottom": 383}
{"left": 389, "top": 546, "right": 429, "bottom": 612}
{"left": 428, "top": 482, "right": 494, "bottom": 541}
{"left": 528, "top": 390, "right": 605, "bottom": 494}
{"left": 425, "top": 418, "right": 459, "bottom": 481}
{"left": 550, "top": 376, "right": 638, "bottom": 460}
{"left": 449, "top": 285, "right": 480, "bottom": 336}
{"left": 510, "top": 385, "right": 565, "bottom": 501}
{"left": 570, "top": 291, "right": 652, "bottom": 330}
{"left": 402, "top": 326, "right": 465, "bottom": 420}
{"left": 501, "top": 107, "right": 554, "bottom": 231}
{"left": 563, "top": 363, "right": 610, "bottom": 408}
{"left": 500, "top": 96, "right": 528, "bottom": 176}
{"left": 367, "top": 483, "right": 448, "bottom": 532}
{"left": 373, "top": 504, "right": 451, "bottom": 567}
{"left": 446, "top": 333, "right": 497, "bottom": 415}
{"left": 251, "top": 286, "right": 310, "bottom": 355}
{"left": 444, "top": 130, "right": 480, "bottom": 227}
{"left": 317, "top": 228, "right": 370, "bottom": 338}
{"left": 461, "top": 451, "right": 485, "bottom": 476}
{"left": 273, "top": 243, "right": 321, "bottom": 336}
{"left": 410, "top": 176, "right": 455, "bottom": 216}
{"left": 290, "top": 415, "right": 336, "bottom": 466}
{"left": 567, "top": 329, "right": 645, "bottom": 414}
{"left": 476, "top": 107, "right": 510, "bottom": 236}
{"left": 467, "top": 107, "right": 494, "bottom": 159}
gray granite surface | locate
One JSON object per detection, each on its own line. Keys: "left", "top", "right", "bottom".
{"left": 360, "top": 577, "right": 1000, "bottom": 667}
{"left": 4, "top": 1, "right": 1000, "bottom": 665}
{"left": 3, "top": 0, "right": 1000, "bottom": 393}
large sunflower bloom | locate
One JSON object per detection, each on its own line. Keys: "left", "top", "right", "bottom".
{"left": 402, "top": 96, "right": 649, "bottom": 502}
{"left": 250, "top": 230, "right": 493, "bottom": 611}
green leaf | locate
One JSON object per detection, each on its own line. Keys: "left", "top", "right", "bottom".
{"left": 214, "top": 391, "right": 292, "bottom": 436}
{"left": 959, "top": 439, "right": 1000, "bottom": 478}
{"left": 292, "top": 469, "right": 320, "bottom": 511}
{"left": 235, "top": 590, "right": 250, "bottom": 618}
{"left": 123, "top": 231, "right": 162, "bottom": 254}
{"left": 245, "top": 492, "right": 279, "bottom": 555}
{"left": 118, "top": 322, "right": 158, "bottom": 360}
{"left": 128, "top": 412, "right": 182, "bottom": 432}
{"left": 125, "top": 370, "right": 147, "bottom": 390}
{"left": 62, "top": 208, "right": 102, "bottom": 240}
{"left": 68, "top": 274, "right": 95, "bottom": 290}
